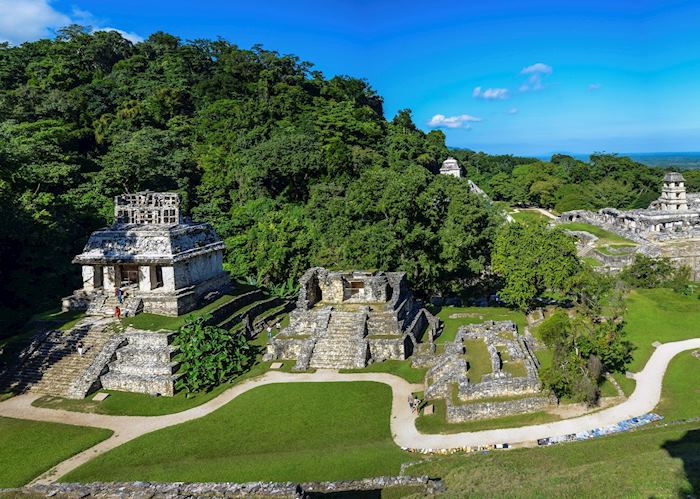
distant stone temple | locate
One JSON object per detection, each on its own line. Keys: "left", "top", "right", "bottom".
{"left": 439, "top": 157, "right": 462, "bottom": 177}
{"left": 560, "top": 172, "right": 700, "bottom": 279}
{"left": 265, "top": 268, "right": 438, "bottom": 370}
{"left": 63, "top": 191, "right": 230, "bottom": 317}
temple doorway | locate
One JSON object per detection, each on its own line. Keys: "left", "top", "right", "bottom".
{"left": 120, "top": 264, "right": 139, "bottom": 286}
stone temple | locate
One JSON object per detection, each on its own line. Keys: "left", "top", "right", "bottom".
{"left": 560, "top": 172, "right": 700, "bottom": 279}
{"left": 63, "top": 192, "right": 230, "bottom": 316}
{"left": 265, "top": 268, "right": 438, "bottom": 369}
{"left": 439, "top": 157, "right": 462, "bottom": 177}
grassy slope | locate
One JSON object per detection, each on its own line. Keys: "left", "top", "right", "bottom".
{"left": 559, "top": 222, "right": 636, "bottom": 244}
{"left": 407, "top": 421, "right": 700, "bottom": 497}
{"left": 0, "top": 417, "right": 112, "bottom": 487}
{"left": 656, "top": 351, "right": 700, "bottom": 421}
{"left": 624, "top": 288, "right": 700, "bottom": 371}
{"left": 62, "top": 382, "right": 410, "bottom": 483}
{"left": 510, "top": 209, "right": 550, "bottom": 225}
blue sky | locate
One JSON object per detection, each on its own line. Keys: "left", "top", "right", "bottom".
{"left": 2, "top": 0, "right": 700, "bottom": 155}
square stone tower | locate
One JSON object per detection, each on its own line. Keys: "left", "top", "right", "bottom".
{"left": 660, "top": 172, "right": 688, "bottom": 211}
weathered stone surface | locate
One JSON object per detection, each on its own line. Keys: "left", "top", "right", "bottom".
{"left": 64, "top": 191, "right": 231, "bottom": 317}
{"left": 422, "top": 320, "right": 550, "bottom": 419}
{"left": 446, "top": 394, "right": 555, "bottom": 422}
{"left": 266, "top": 268, "right": 438, "bottom": 370}
{"left": 1, "top": 476, "right": 439, "bottom": 498}
{"left": 100, "top": 327, "right": 179, "bottom": 397}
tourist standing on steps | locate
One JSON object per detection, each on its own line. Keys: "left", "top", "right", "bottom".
{"left": 266, "top": 324, "right": 273, "bottom": 340}
{"left": 76, "top": 341, "right": 84, "bottom": 357}
{"left": 115, "top": 306, "right": 121, "bottom": 320}
{"left": 115, "top": 286, "right": 123, "bottom": 304}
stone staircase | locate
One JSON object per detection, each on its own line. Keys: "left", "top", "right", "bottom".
{"left": 100, "top": 329, "right": 179, "bottom": 396}
{"left": 87, "top": 292, "right": 142, "bottom": 317}
{"left": 0, "top": 317, "right": 118, "bottom": 398}
{"left": 309, "top": 310, "right": 368, "bottom": 369}
{"left": 366, "top": 311, "right": 400, "bottom": 336}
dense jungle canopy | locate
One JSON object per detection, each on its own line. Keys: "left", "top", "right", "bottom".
{"left": 1, "top": 26, "right": 698, "bottom": 323}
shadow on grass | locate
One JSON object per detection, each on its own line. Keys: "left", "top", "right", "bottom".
{"left": 663, "top": 429, "right": 700, "bottom": 497}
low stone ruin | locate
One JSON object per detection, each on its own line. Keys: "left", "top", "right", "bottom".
{"left": 264, "top": 268, "right": 438, "bottom": 370}
{"left": 419, "top": 320, "right": 553, "bottom": 422}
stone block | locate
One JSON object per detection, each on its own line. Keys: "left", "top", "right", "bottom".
{"left": 92, "top": 392, "right": 109, "bottom": 401}
{"left": 270, "top": 362, "right": 283, "bottom": 369}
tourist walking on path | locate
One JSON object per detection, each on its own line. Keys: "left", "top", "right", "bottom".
{"left": 76, "top": 341, "right": 84, "bottom": 357}
{"left": 115, "top": 286, "right": 123, "bottom": 304}
{"left": 115, "top": 306, "right": 121, "bottom": 320}
{"left": 266, "top": 324, "right": 273, "bottom": 340}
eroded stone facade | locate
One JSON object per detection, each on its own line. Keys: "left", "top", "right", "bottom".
{"left": 265, "top": 268, "right": 438, "bottom": 369}
{"left": 63, "top": 191, "right": 230, "bottom": 317}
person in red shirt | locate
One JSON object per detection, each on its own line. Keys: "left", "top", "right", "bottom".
{"left": 115, "top": 306, "right": 121, "bottom": 320}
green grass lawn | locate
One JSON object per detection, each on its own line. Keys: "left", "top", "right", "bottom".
{"left": 407, "top": 420, "right": 700, "bottom": 497}
{"left": 464, "top": 339, "right": 491, "bottom": 382}
{"left": 656, "top": 351, "right": 700, "bottom": 421}
{"left": 0, "top": 417, "right": 112, "bottom": 487}
{"left": 432, "top": 306, "right": 528, "bottom": 344}
{"left": 583, "top": 256, "right": 602, "bottom": 267}
{"left": 121, "top": 293, "right": 239, "bottom": 331}
{"left": 624, "top": 288, "right": 700, "bottom": 371}
{"left": 62, "top": 382, "right": 411, "bottom": 483}
{"left": 340, "top": 359, "right": 427, "bottom": 384}
{"left": 510, "top": 209, "right": 551, "bottom": 225}
{"left": 559, "top": 222, "right": 636, "bottom": 245}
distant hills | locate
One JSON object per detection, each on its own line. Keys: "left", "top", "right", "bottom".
{"left": 535, "top": 152, "right": 700, "bottom": 170}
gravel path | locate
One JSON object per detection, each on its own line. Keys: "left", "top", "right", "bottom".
{"left": 1, "top": 337, "right": 698, "bottom": 485}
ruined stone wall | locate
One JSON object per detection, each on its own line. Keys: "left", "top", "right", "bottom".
{"left": 368, "top": 338, "right": 405, "bottom": 361}
{"left": 5, "top": 476, "right": 439, "bottom": 499}
{"left": 446, "top": 394, "right": 554, "bottom": 422}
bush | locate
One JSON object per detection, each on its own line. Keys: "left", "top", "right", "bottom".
{"left": 621, "top": 254, "right": 693, "bottom": 293}
{"left": 173, "top": 315, "right": 255, "bottom": 394}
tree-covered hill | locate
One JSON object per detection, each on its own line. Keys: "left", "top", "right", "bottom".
{"left": 2, "top": 26, "right": 697, "bottom": 325}
{"left": 0, "top": 26, "right": 495, "bottom": 324}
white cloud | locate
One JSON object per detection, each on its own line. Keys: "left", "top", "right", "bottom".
{"left": 521, "top": 63, "right": 553, "bottom": 75}
{"left": 473, "top": 86, "right": 509, "bottom": 100}
{"left": 506, "top": 107, "right": 518, "bottom": 115}
{"left": 93, "top": 27, "right": 143, "bottom": 43}
{"left": 519, "top": 62, "right": 553, "bottom": 91}
{"left": 0, "top": 0, "right": 69, "bottom": 44}
{"left": 588, "top": 83, "right": 602, "bottom": 91}
{"left": 428, "top": 114, "right": 481, "bottom": 129}
{"left": 0, "top": 0, "right": 142, "bottom": 45}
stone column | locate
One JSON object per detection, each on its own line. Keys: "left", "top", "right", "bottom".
{"left": 161, "top": 266, "right": 176, "bottom": 291}
{"left": 103, "top": 265, "right": 120, "bottom": 291}
{"left": 82, "top": 266, "right": 95, "bottom": 291}
{"left": 139, "top": 265, "right": 153, "bottom": 292}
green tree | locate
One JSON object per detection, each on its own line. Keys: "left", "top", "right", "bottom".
{"left": 491, "top": 222, "right": 581, "bottom": 309}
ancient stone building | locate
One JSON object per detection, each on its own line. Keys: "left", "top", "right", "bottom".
{"left": 417, "top": 320, "right": 551, "bottom": 422}
{"left": 63, "top": 192, "right": 230, "bottom": 317}
{"left": 265, "top": 268, "right": 438, "bottom": 369}
{"left": 439, "top": 157, "right": 462, "bottom": 177}
{"left": 560, "top": 172, "right": 700, "bottom": 279}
